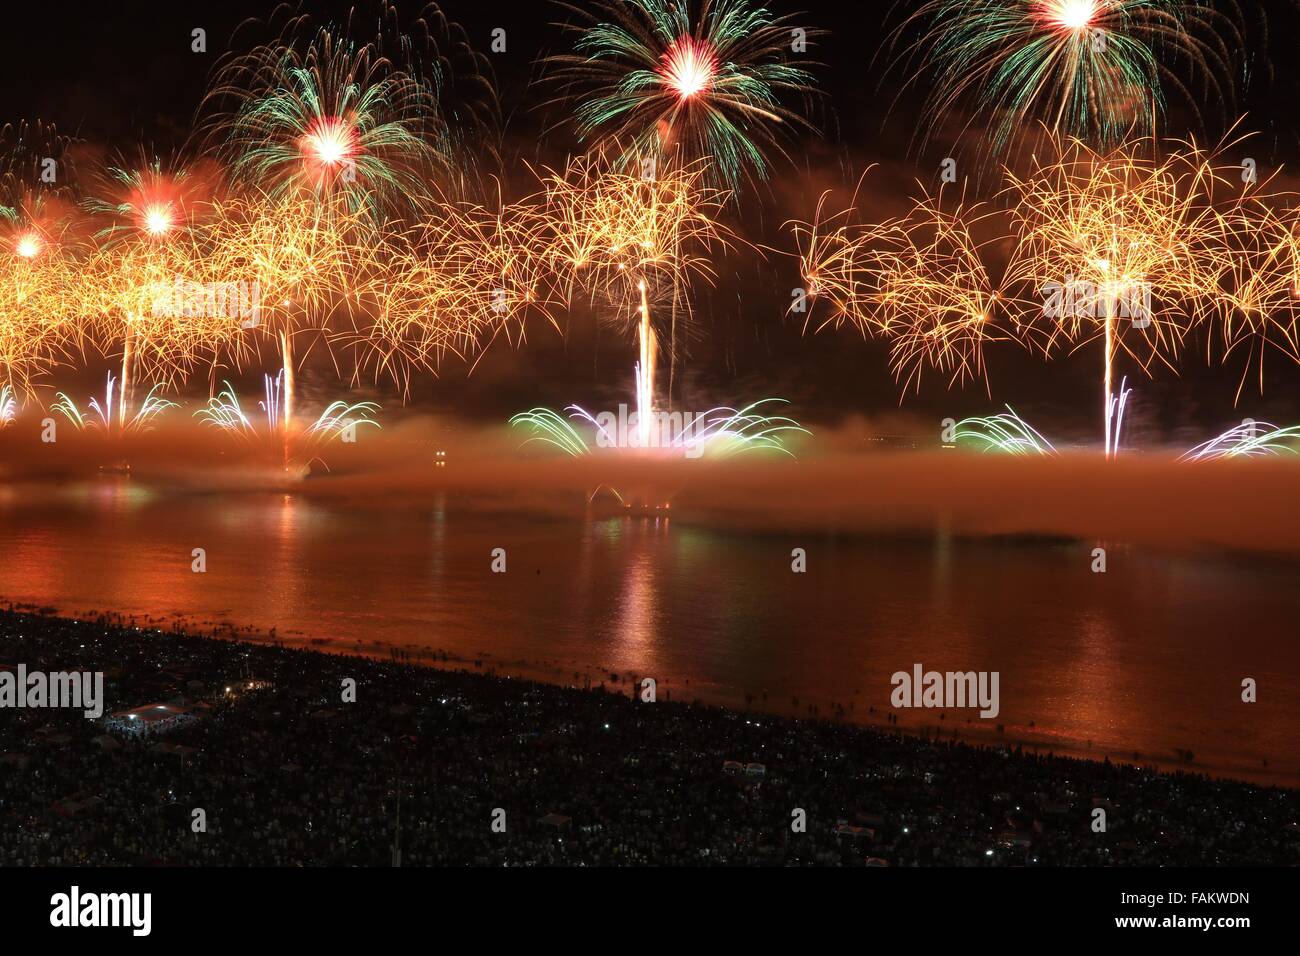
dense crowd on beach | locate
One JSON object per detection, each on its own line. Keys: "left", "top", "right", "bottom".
{"left": 1, "top": 607, "right": 1296, "bottom": 866}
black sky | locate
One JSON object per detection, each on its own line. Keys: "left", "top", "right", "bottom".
{"left": 3, "top": 0, "right": 1299, "bottom": 434}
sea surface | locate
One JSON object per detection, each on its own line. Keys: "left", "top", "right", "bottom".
{"left": 1, "top": 477, "right": 1297, "bottom": 787}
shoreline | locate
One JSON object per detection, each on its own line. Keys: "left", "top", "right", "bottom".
{"left": 7, "top": 601, "right": 1295, "bottom": 791}
{"left": 2, "top": 606, "right": 1297, "bottom": 866}
{"left": 2, "top": 608, "right": 1300, "bottom": 868}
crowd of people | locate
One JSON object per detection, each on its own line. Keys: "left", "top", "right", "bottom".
{"left": 1, "top": 607, "right": 1296, "bottom": 866}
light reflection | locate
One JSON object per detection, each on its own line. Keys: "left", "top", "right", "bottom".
{"left": 0, "top": 486, "right": 1293, "bottom": 785}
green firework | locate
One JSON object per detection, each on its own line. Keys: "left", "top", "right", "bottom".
{"left": 890, "top": 0, "right": 1243, "bottom": 160}
{"left": 547, "top": 0, "right": 821, "bottom": 193}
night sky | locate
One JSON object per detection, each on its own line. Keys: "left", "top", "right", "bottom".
{"left": 4, "top": 0, "right": 1299, "bottom": 435}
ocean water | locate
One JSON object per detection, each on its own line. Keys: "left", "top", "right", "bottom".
{"left": 1, "top": 477, "right": 1297, "bottom": 787}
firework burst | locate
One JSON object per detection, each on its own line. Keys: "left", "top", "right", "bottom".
{"left": 1002, "top": 132, "right": 1235, "bottom": 453}
{"left": 201, "top": 193, "right": 369, "bottom": 349}
{"left": 873, "top": 192, "right": 1027, "bottom": 395}
{"left": 79, "top": 158, "right": 228, "bottom": 426}
{"left": 203, "top": 2, "right": 497, "bottom": 220}
{"left": 0, "top": 120, "right": 83, "bottom": 194}
{"left": 0, "top": 207, "right": 86, "bottom": 392}
{"left": 1191, "top": 188, "right": 1300, "bottom": 403}
{"left": 533, "top": 151, "right": 728, "bottom": 307}
{"left": 790, "top": 180, "right": 1031, "bottom": 396}
{"left": 0, "top": 121, "right": 90, "bottom": 392}
{"left": 950, "top": 406, "right": 1058, "bottom": 455}
{"left": 537, "top": 151, "right": 731, "bottom": 408}
{"left": 888, "top": 0, "right": 1245, "bottom": 162}
{"left": 546, "top": 0, "right": 820, "bottom": 191}
{"left": 209, "top": 30, "right": 437, "bottom": 221}
{"left": 1180, "top": 419, "right": 1300, "bottom": 461}
{"left": 51, "top": 373, "right": 177, "bottom": 435}
{"left": 510, "top": 398, "right": 808, "bottom": 459}
{"left": 194, "top": 373, "right": 380, "bottom": 465}
{"left": 0, "top": 383, "right": 17, "bottom": 426}
{"left": 85, "top": 156, "right": 217, "bottom": 244}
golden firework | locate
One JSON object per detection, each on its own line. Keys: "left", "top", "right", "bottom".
{"left": 791, "top": 179, "right": 1029, "bottom": 395}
